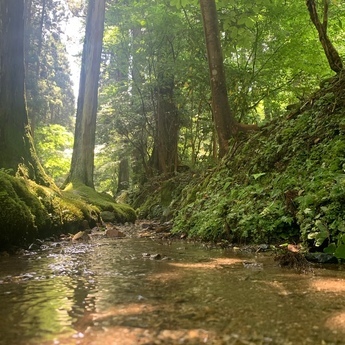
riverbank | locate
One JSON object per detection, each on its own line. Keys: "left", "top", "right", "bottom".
{"left": 133, "top": 72, "right": 345, "bottom": 260}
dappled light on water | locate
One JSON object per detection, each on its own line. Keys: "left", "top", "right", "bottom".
{"left": 54, "top": 326, "right": 216, "bottom": 345}
{"left": 168, "top": 257, "right": 243, "bottom": 269}
{"left": 310, "top": 277, "right": 345, "bottom": 292}
{"left": 308, "top": 277, "right": 345, "bottom": 336}
{"left": 1, "top": 237, "right": 345, "bottom": 344}
{"left": 325, "top": 312, "right": 345, "bottom": 334}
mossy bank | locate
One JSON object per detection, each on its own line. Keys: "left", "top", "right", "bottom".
{"left": 0, "top": 173, "right": 136, "bottom": 250}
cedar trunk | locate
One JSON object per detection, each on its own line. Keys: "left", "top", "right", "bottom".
{"left": 0, "top": 0, "right": 49, "bottom": 185}
{"left": 117, "top": 157, "right": 129, "bottom": 193}
{"left": 67, "top": 0, "right": 106, "bottom": 188}
{"left": 151, "top": 74, "right": 179, "bottom": 174}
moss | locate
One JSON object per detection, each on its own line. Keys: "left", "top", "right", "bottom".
{"left": 0, "top": 172, "right": 96, "bottom": 249}
{"left": 0, "top": 172, "right": 39, "bottom": 248}
{"left": 0, "top": 171, "right": 136, "bottom": 250}
{"left": 63, "top": 181, "right": 136, "bottom": 223}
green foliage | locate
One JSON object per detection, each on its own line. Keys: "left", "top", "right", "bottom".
{"left": 34, "top": 124, "right": 73, "bottom": 185}
{"left": 173, "top": 168, "right": 297, "bottom": 242}
{"left": 98, "top": 0, "right": 344, "bottom": 187}
{"left": 172, "top": 74, "right": 345, "bottom": 249}
{"left": 25, "top": 0, "right": 75, "bottom": 129}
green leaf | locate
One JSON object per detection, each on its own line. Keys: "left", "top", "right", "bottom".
{"left": 303, "top": 208, "right": 313, "bottom": 215}
{"left": 338, "top": 19, "right": 343, "bottom": 29}
{"left": 237, "top": 17, "right": 255, "bottom": 29}
{"left": 315, "top": 219, "right": 327, "bottom": 233}
{"left": 323, "top": 243, "right": 336, "bottom": 254}
{"left": 223, "top": 181, "right": 231, "bottom": 190}
{"left": 252, "top": 172, "right": 266, "bottom": 180}
{"left": 169, "top": 0, "right": 181, "bottom": 8}
{"left": 335, "top": 244, "right": 345, "bottom": 259}
{"left": 307, "top": 227, "right": 328, "bottom": 247}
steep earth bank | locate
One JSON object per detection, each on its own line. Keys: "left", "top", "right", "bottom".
{"left": 134, "top": 73, "right": 345, "bottom": 259}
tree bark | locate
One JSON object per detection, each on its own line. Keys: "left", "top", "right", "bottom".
{"left": 149, "top": 35, "right": 179, "bottom": 175}
{"left": 117, "top": 157, "right": 129, "bottom": 193}
{"left": 0, "top": 0, "right": 50, "bottom": 185}
{"left": 150, "top": 73, "right": 179, "bottom": 174}
{"left": 306, "top": 0, "right": 343, "bottom": 73}
{"left": 199, "top": 0, "right": 238, "bottom": 158}
{"left": 36, "top": 0, "right": 46, "bottom": 78}
{"left": 199, "top": 0, "right": 258, "bottom": 158}
{"left": 66, "top": 0, "right": 106, "bottom": 188}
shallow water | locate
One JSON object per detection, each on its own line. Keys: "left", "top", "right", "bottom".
{"left": 0, "top": 237, "right": 345, "bottom": 345}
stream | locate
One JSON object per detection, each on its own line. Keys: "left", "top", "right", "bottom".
{"left": 0, "top": 224, "right": 345, "bottom": 345}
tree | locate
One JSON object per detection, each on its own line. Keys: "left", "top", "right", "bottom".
{"left": 97, "top": 0, "right": 342, "bottom": 189}
{"left": 306, "top": 0, "right": 343, "bottom": 73}
{"left": 0, "top": 0, "right": 50, "bottom": 185}
{"left": 149, "top": 39, "right": 179, "bottom": 174}
{"left": 65, "top": 0, "right": 106, "bottom": 188}
{"left": 25, "top": 0, "right": 75, "bottom": 132}
{"left": 99, "top": 1, "right": 184, "bottom": 182}
{"left": 199, "top": 0, "right": 237, "bottom": 158}
{"left": 117, "top": 157, "right": 129, "bottom": 193}
{"left": 199, "top": 0, "right": 258, "bottom": 158}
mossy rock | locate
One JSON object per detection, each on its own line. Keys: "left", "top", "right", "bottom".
{"left": 0, "top": 172, "right": 137, "bottom": 250}
{"left": 101, "top": 211, "right": 116, "bottom": 222}
{"left": 63, "top": 181, "right": 136, "bottom": 223}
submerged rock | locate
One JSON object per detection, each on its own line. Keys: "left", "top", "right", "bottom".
{"left": 305, "top": 252, "right": 338, "bottom": 264}
{"left": 72, "top": 231, "right": 90, "bottom": 242}
{"left": 105, "top": 228, "right": 125, "bottom": 238}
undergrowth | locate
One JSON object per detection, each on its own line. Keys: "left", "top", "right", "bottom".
{"left": 172, "top": 73, "right": 345, "bottom": 258}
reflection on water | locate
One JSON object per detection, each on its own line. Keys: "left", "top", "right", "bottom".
{"left": 0, "top": 238, "right": 345, "bottom": 344}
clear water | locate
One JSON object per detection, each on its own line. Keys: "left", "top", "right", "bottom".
{"left": 0, "top": 238, "right": 345, "bottom": 345}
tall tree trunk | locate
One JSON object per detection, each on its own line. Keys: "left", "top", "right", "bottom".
{"left": 306, "top": 0, "right": 343, "bottom": 73}
{"left": 0, "top": 0, "right": 50, "bottom": 185}
{"left": 199, "top": 0, "right": 258, "bottom": 158}
{"left": 36, "top": 0, "right": 46, "bottom": 78}
{"left": 149, "top": 35, "right": 179, "bottom": 176}
{"left": 117, "top": 157, "right": 129, "bottom": 193}
{"left": 24, "top": 0, "right": 33, "bottom": 74}
{"left": 199, "top": 0, "right": 238, "bottom": 158}
{"left": 66, "top": 0, "right": 106, "bottom": 188}
{"left": 151, "top": 73, "right": 179, "bottom": 174}
{"left": 130, "top": 26, "right": 151, "bottom": 181}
